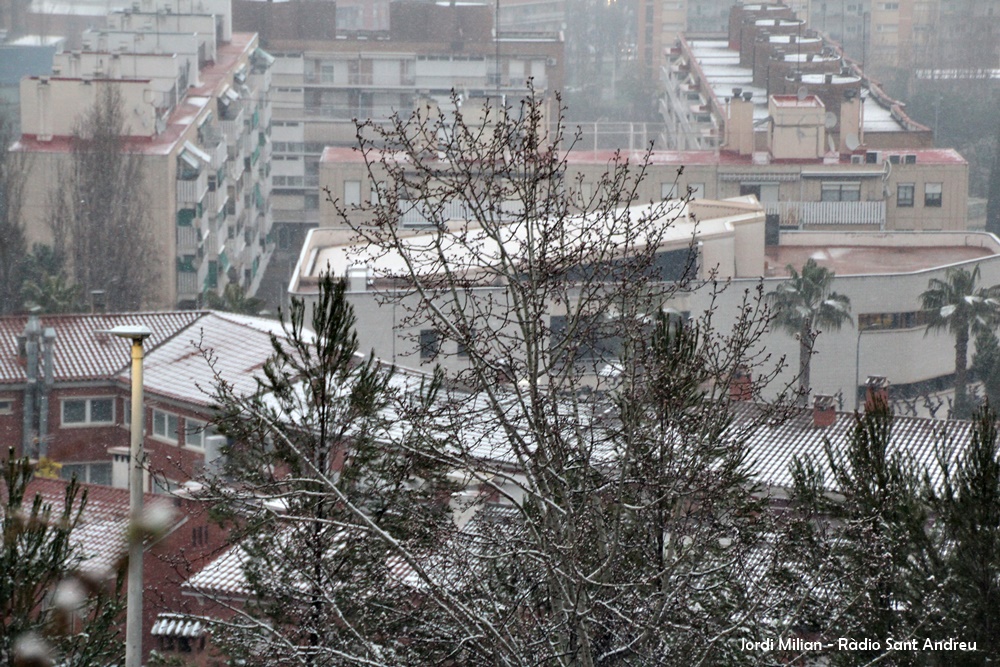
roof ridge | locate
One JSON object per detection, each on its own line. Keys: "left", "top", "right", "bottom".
{"left": 140, "top": 311, "right": 210, "bottom": 360}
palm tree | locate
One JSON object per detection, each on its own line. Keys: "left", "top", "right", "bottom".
{"left": 920, "top": 265, "right": 1000, "bottom": 419}
{"left": 204, "top": 283, "right": 266, "bottom": 315}
{"left": 767, "top": 259, "right": 852, "bottom": 406}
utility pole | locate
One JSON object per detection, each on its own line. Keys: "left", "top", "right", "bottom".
{"left": 100, "top": 325, "right": 152, "bottom": 667}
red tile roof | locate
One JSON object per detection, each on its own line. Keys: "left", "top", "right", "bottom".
{"left": 128, "top": 312, "right": 291, "bottom": 407}
{"left": 1, "top": 477, "right": 179, "bottom": 574}
{"left": 734, "top": 402, "right": 972, "bottom": 492}
{"left": 0, "top": 311, "right": 205, "bottom": 385}
{"left": 320, "top": 145, "right": 968, "bottom": 167}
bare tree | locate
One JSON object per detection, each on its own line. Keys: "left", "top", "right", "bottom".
{"left": 48, "top": 85, "right": 156, "bottom": 311}
{"left": 0, "top": 109, "right": 30, "bottom": 314}
{"left": 308, "top": 91, "right": 794, "bottom": 665}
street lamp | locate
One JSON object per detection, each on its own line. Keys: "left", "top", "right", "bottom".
{"left": 99, "top": 325, "right": 152, "bottom": 667}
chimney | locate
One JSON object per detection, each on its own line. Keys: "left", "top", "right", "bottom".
{"left": 865, "top": 376, "right": 890, "bottom": 412}
{"left": 838, "top": 91, "right": 861, "bottom": 153}
{"left": 22, "top": 310, "right": 42, "bottom": 455}
{"left": 813, "top": 394, "right": 837, "bottom": 428}
{"left": 730, "top": 366, "right": 753, "bottom": 401}
{"left": 727, "top": 92, "right": 755, "bottom": 156}
{"left": 90, "top": 289, "right": 107, "bottom": 314}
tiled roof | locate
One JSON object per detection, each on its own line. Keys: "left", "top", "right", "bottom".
{"left": 126, "top": 311, "right": 294, "bottom": 407}
{"left": 0, "top": 309, "right": 294, "bottom": 408}
{"left": 0, "top": 311, "right": 204, "bottom": 385}
{"left": 1, "top": 477, "right": 178, "bottom": 574}
{"left": 734, "top": 403, "right": 973, "bottom": 493}
{"left": 182, "top": 543, "right": 254, "bottom": 599}
{"left": 151, "top": 613, "right": 206, "bottom": 638}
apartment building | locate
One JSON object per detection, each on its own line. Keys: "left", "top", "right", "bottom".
{"left": 13, "top": 0, "right": 274, "bottom": 309}
{"left": 320, "top": 90, "right": 967, "bottom": 236}
{"left": 231, "top": 0, "right": 563, "bottom": 285}
{"left": 659, "top": 2, "right": 938, "bottom": 154}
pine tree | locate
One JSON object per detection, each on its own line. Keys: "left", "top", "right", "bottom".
{"left": 205, "top": 274, "right": 457, "bottom": 666}
{"left": 0, "top": 449, "right": 124, "bottom": 666}
{"left": 930, "top": 405, "right": 1000, "bottom": 666}
{"left": 783, "top": 400, "right": 938, "bottom": 667}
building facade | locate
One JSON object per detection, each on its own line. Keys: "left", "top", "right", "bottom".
{"left": 231, "top": 0, "right": 563, "bottom": 295}
{"left": 13, "top": 0, "right": 275, "bottom": 309}
{"left": 0, "top": 309, "right": 285, "bottom": 492}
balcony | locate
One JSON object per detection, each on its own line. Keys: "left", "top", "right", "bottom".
{"left": 204, "top": 189, "right": 218, "bottom": 216}
{"left": 242, "top": 130, "right": 255, "bottom": 155}
{"left": 210, "top": 140, "right": 227, "bottom": 170}
{"left": 176, "top": 225, "right": 199, "bottom": 254}
{"left": 177, "top": 271, "right": 199, "bottom": 297}
{"left": 764, "top": 201, "right": 887, "bottom": 229}
{"left": 228, "top": 157, "right": 245, "bottom": 183}
{"left": 176, "top": 170, "right": 209, "bottom": 206}
{"left": 219, "top": 108, "right": 245, "bottom": 144}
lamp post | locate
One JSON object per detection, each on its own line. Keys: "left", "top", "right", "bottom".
{"left": 100, "top": 325, "right": 152, "bottom": 667}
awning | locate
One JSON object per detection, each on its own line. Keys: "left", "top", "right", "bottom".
{"left": 800, "top": 170, "right": 885, "bottom": 178}
{"left": 183, "top": 140, "right": 212, "bottom": 164}
{"left": 252, "top": 47, "right": 276, "bottom": 68}
{"left": 151, "top": 614, "right": 205, "bottom": 638}
{"left": 178, "top": 151, "right": 200, "bottom": 171}
{"left": 718, "top": 172, "right": 799, "bottom": 182}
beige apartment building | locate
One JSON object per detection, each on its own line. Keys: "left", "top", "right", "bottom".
{"left": 659, "top": 3, "right": 937, "bottom": 153}
{"left": 319, "top": 89, "right": 967, "bottom": 236}
{"left": 14, "top": 0, "right": 274, "bottom": 309}
{"left": 639, "top": 0, "right": 998, "bottom": 88}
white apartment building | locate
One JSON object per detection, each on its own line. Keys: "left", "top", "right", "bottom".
{"left": 14, "top": 0, "right": 274, "bottom": 309}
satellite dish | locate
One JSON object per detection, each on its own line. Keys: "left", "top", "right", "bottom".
{"left": 796, "top": 86, "right": 809, "bottom": 101}
{"left": 845, "top": 133, "right": 861, "bottom": 151}
{"left": 825, "top": 112, "right": 838, "bottom": 129}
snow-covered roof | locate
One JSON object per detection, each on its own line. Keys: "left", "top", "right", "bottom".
{"left": 734, "top": 402, "right": 971, "bottom": 493}
{"left": 0, "top": 478, "right": 179, "bottom": 574}
{"left": 124, "top": 311, "right": 294, "bottom": 407}
{"left": 0, "top": 311, "right": 203, "bottom": 385}
{"left": 151, "top": 613, "right": 206, "bottom": 638}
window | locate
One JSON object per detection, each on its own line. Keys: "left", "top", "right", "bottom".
{"left": 661, "top": 183, "right": 675, "bottom": 200}
{"left": 458, "top": 329, "right": 474, "bottom": 358}
{"left": 185, "top": 419, "right": 207, "bottom": 449}
{"left": 0, "top": 399, "right": 12, "bottom": 415}
{"left": 419, "top": 330, "right": 440, "bottom": 359}
{"left": 153, "top": 409, "right": 180, "bottom": 442}
{"left": 897, "top": 183, "right": 914, "bottom": 207}
{"left": 344, "top": 180, "right": 361, "bottom": 207}
{"left": 61, "top": 462, "right": 112, "bottom": 486}
{"left": 820, "top": 182, "right": 861, "bottom": 202}
{"left": 687, "top": 183, "right": 705, "bottom": 199}
{"left": 925, "top": 183, "right": 942, "bottom": 207}
{"left": 62, "top": 397, "right": 114, "bottom": 425}
{"left": 858, "top": 310, "right": 931, "bottom": 331}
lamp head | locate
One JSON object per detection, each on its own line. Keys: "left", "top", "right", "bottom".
{"left": 97, "top": 325, "right": 153, "bottom": 341}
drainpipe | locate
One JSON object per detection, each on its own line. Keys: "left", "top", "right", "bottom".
{"left": 38, "top": 328, "right": 56, "bottom": 459}
{"left": 21, "top": 312, "right": 41, "bottom": 457}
